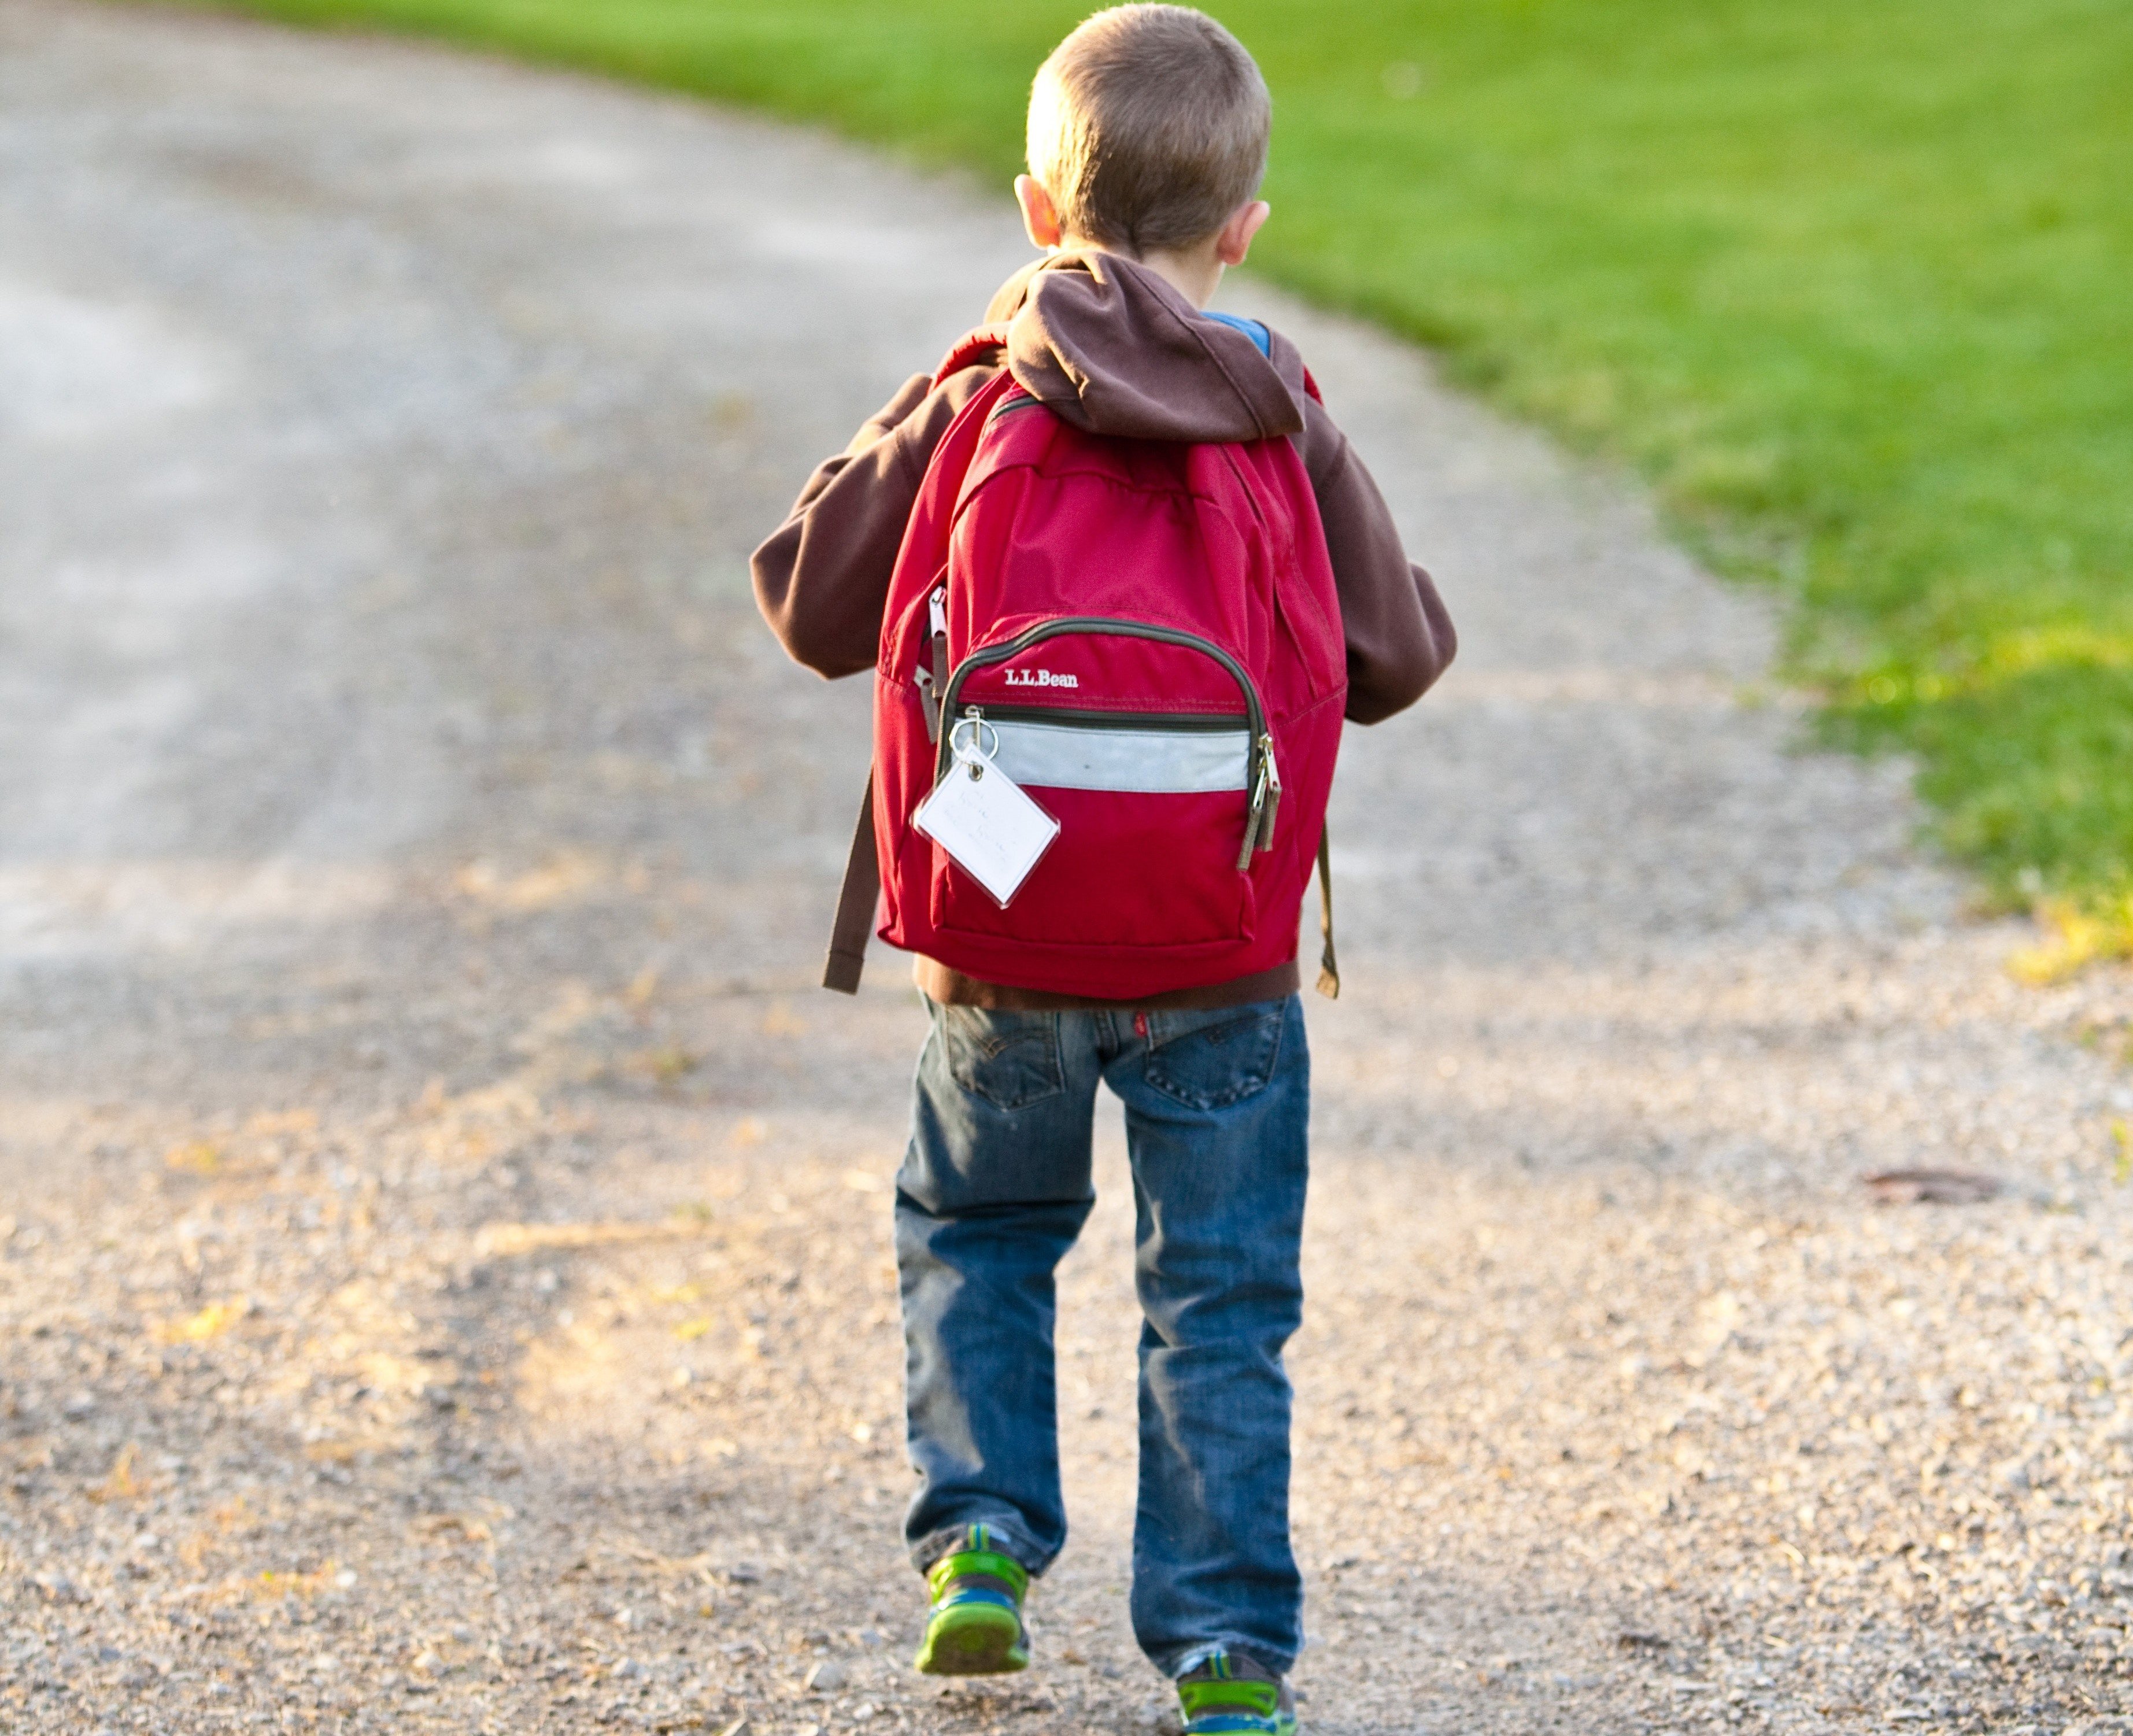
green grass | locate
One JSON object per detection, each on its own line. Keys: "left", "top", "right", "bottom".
{"left": 186, "top": 0, "right": 2133, "bottom": 951}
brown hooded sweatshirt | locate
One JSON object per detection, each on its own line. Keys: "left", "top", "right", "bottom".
{"left": 752, "top": 250, "right": 1456, "bottom": 1009}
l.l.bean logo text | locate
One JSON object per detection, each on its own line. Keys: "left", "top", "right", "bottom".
{"left": 1004, "top": 668, "right": 1080, "bottom": 689}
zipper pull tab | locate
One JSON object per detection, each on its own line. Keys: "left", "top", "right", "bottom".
{"left": 1239, "top": 760, "right": 1269, "bottom": 872}
{"left": 1237, "top": 736, "right": 1281, "bottom": 870}
{"left": 915, "top": 667, "right": 940, "bottom": 741}
{"left": 1255, "top": 737, "right": 1281, "bottom": 852}
{"left": 927, "top": 586, "right": 952, "bottom": 739}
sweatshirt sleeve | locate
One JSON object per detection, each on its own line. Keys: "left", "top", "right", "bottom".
{"left": 750, "top": 368, "right": 995, "bottom": 678}
{"left": 1297, "top": 395, "right": 1457, "bottom": 725}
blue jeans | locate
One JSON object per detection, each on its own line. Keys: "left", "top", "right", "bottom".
{"left": 896, "top": 993, "right": 1310, "bottom": 1678}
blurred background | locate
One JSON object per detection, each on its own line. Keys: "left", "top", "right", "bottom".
{"left": 3, "top": 2, "right": 2130, "bottom": 1733}
{"left": 212, "top": 0, "right": 2133, "bottom": 964}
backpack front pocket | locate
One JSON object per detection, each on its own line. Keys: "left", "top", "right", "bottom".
{"left": 929, "top": 780, "right": 1256, "bottom": 948}
{"left": 925, "top": 619, "right": 1277, "bottom": 956}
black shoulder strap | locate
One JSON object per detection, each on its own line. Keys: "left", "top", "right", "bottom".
{"left": 822, "top": 774, "right": 879, "bottom": 995}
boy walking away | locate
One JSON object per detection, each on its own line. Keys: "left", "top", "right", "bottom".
{"left": 751, "top": 8, "right": 1454, "bottom": 1731}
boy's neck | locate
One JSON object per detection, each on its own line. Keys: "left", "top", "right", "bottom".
{"left": 1060, "top": 238, "right": 1224, "bottom": 310}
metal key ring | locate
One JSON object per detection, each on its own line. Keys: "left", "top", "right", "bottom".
{"left": 948, "top": 715, "right": 999, "bottom": 765}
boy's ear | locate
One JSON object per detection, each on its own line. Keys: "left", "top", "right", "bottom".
{"left": 1015, "top": 175, "right": 1065, "bottom": 250}
{"left": 1215, "top": 200, "right": 1272, "bottom": 268}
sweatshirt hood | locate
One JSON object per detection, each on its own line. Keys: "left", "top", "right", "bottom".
{"left": 981, "top": 250, "right": 1308, "bottom": 444}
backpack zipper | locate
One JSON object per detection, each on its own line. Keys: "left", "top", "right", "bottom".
{"left": 914, "top": 585, "right": 951, "bottom": 742}
{"left": 974, "top": 704, "right": 1245, "bottom": 733}
{"left": 936, "top": 618, "right": 1276, "bottom": 869}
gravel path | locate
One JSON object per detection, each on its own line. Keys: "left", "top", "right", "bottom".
{"left": 5, "top": 4, "right": 2132, "bottom": 1733}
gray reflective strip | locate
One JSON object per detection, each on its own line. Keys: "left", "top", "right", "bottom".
{"left": 988, "top": 719, "right": 1248, "bottom": 793}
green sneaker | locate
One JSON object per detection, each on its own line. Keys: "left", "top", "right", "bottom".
{"left": 911, "top": 1524, "right": 1031, "bottom": 1676}
{"left": 1176, "top": 1650, "right": 1297, "bottom": 1735}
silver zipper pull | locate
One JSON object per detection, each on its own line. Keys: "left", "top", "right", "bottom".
{"left": 921, "top": 586, "right": 951, "bottom": 743}
{"left": 915, "top": 667, "right": 940, "bottom": 741}
{"left": 1239, "top": 760, "right": 1269, "bottom": 872}
{"left": 1256, "top": 737, "right": 1281, "bottom": 851}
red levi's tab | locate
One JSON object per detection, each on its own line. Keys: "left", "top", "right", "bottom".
{"left": 868, "top": 347, "right": 1347, "bottom": 1002}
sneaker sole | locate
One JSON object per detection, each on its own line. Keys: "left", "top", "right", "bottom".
{"left": 912, "top": 1604, "right": 1028, "bottom": 1676}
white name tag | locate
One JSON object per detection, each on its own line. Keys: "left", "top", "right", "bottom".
{"left": 914, "top": 729, "right": 1060, "bottom": 907}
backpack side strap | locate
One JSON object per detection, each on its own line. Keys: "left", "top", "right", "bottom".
{"left": 823, "top": 773, "right": 880, "bottom": 995}
{"left": 1315, "top": 828, "right": 1340, "bottom": 999}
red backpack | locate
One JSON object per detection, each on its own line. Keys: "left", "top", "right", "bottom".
{"left": 823, "top": 328, "right": 1346, "bottom": 1002}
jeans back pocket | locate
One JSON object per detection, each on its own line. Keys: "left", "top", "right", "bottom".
{"left": 937, "top": 1004, "right": 1066, "bottom": 1111}
{"left": 1141, "top": 1003, "right": 1287, "bottom": 1111}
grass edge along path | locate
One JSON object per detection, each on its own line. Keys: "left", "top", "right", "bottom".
{"left": 159, "top": 0, "right": 2133, "bottom": 976}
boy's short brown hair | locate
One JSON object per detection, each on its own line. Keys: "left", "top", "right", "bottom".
{"left": 1027, "top": 5, "right": 1270, "bottom": 255}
